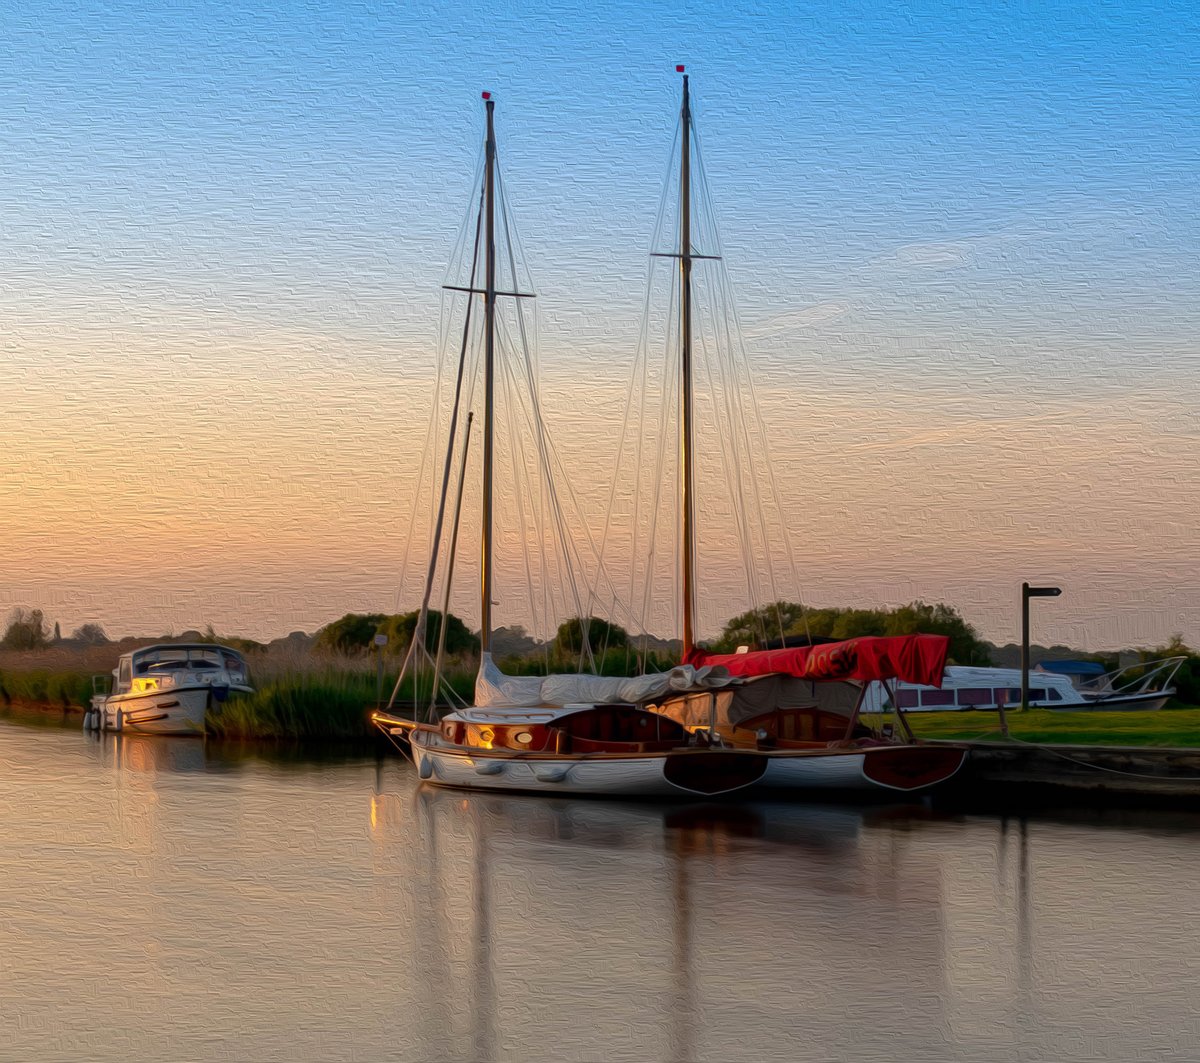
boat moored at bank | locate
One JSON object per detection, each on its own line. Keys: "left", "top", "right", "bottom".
{"left": 87, "top": 643, "right": 253, "bottom": 736}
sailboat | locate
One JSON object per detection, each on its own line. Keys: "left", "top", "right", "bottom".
{"left": 373, "top": 75, "right": 966, "bottom": 797}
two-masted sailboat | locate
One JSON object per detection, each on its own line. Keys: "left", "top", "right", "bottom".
{"left": 373, "top": 74, "right": 966, "bottom": 798}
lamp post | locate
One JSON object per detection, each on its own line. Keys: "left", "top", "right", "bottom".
{"left": 1021, "top": 582, "right": 1062, "bottom": 711}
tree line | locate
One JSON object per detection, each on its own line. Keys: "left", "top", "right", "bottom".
{"left": 5, "top": 602, "right": 1196, "bottom": 704}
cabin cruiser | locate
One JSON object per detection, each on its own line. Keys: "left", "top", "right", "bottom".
{"left": 863, "top": 657, "right": 1184, "bottom": 714}
{"left": 87, "top": 643, "right": 253, "bottom": 735}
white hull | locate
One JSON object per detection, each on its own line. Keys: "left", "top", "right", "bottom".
{"left": 91, "top": 686, "right": 214, "bottom": 736}
{"left": 409, "top": 738, "right": 965, "bottom": 799}
{"left": 414, "top": 743, "right": 686, "bottom": 797}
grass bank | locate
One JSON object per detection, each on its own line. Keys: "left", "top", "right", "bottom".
{"left": 891, "top": 706, "right": 1200, "bottom": 747}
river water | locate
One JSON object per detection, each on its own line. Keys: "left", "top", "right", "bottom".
{"left": 2, "top": 719, "right": 1198, "bottom": 1062}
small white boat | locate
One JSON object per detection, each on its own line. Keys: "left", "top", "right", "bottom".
{"left": 87, "top": 643, "right": 253, "bottom": 735}
{"left": 863, "top": 657, "right": 1185, "bottom": 714}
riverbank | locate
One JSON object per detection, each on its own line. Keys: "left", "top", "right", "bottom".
{"left": 4, "top": 650, "right": 1195, "bottom": 746}
{"left": 0, "top": 647, "right": 474, "bottom": 740}
{"left": 897, "top": 706, "right": 1200, "bottom": 747}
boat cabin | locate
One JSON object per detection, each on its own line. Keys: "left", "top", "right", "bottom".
{"left": 862, "top": 665, "right": 1078, "bottom": 712}
{"left": 108, "top": 644, "right": 250, "bottom": 696}
{"left": 440, "top": 704, "right": 690, "bottom": 755}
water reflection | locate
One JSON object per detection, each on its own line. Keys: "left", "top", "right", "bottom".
{"left": 387, "top": 789, "right": 952, "bottom": 1062}
{"left": 4, "top": 723, "right": 1200, "bottom": 1061}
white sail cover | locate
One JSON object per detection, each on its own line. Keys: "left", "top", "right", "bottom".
{"left": 475, "top": 652, "right": 735, "bottom": 709}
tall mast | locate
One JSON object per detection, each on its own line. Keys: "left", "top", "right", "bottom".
{"left": 678, "top": 70, "right": 697, "bottom": 658}
{"left": 481, "top": 93, "right": 497, "bottom": 656}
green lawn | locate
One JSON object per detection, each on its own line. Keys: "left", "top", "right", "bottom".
{"left": 883, "top": 706, "right": 1200, "bottom": 747}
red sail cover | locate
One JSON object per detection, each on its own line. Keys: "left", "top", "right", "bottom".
{"left": 687, "top": 634, "right": 949, "bottom": 687}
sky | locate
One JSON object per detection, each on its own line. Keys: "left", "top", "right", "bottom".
{"left": 0, "top": 0, "right": 1197, "bottom": 650}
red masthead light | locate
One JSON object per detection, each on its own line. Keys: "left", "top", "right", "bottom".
{"left": 675, "top": 64, "right": 685, "bottom": 73}
{"left": 481, "top": 91, "right": 491, "bottom": 100}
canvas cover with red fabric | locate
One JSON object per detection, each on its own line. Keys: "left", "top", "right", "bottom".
{"left": 686, "top": 634, "right": 949, "bottom": 687}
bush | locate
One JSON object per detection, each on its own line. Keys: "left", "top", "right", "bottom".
{"left": 2, "top": 609, "right": 51, "bottom": 651}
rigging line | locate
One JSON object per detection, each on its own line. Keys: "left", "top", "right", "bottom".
{"left": 496, "top": 325, "right": 543, "bottom": 662}
{"left": 638, "top": 269, "right": 682, "bottom": 651}
{"left": 495, "top": 195, "right": 613, "bottom": 668}
{"left": 693, "top": 278, "right": 767, "bottom": 645}
{"left": 693, "top": 144, "right": 808, "bottom": 643}
{"left": 691, "top": 138, "right": 801, "bottom": 647}
{"left": 388, "top": 174, "right": 486, "bottom": 709}
{"left": 429, "top": 410, "right": 474, "bottom": 720}
{"left": 703, "top": 262, "right": 777, "bottom": 646}
{"left": 595, "top": 117, "right": 682, "bottom": 633}
{"left": 401, "top": 143, "right": 489, "bottom": 613}
{"left": 495, "top": 309, "right": 596, "bottom": 672}
{"left": 686, "top": 130, "right": 772, "bottom": 643}
{"left": 491, "top": 309, "right": 564, "bottom": 639}
{"left": 492, "top": 167, "right": 557, "bottom": 654}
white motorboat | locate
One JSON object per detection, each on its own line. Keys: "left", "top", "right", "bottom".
{"left": 87, "top": 643, "right": 253, "bottom": 736}
{"left": 862, "top": 657, "right": 1186, "bottom": 714}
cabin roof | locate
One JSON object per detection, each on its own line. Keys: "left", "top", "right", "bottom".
{"left": 1036, "top": 659, "right": 1107, "bottom": 676}
{"left": 125, "top": 643, "right": 247, "bottom": 660}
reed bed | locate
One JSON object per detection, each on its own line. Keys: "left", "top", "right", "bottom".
{"left": 0, "top": 644, "right": 475, "bottom": 740}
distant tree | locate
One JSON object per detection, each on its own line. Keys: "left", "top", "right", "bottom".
{"left": 1, "top": 608, "right": 51, "bottom": 651}
{"left": 314, "top": 610, "right": 477, "bottom": 657}
{"left": 491, "top": 625, "right": 541, "bottom": 658}
{"left": 71, "top": 623, "right": 110, "bottom": 645}
{"left": 554, "top": 616, "right": 630, "bottom": 658}
{"left": 712, "top": 601, "right": 811, "bottom": 651}
{"left": 314, "top": 613, "right": 389, "bottom": 655}
{"left": 190, "top": 625, "right": 266, "bottom": 654}
{"left": 53, "top": 621, "right": 61, "bottom": 642}
{"left": 381, "top": 610, "right": 477, "bottom": 656}
{"left": 713, "top": 600, "right": 992, "bottom": 664}
{"left": 1147, "top": 634, "right": 1199, "bottom": 706}
{"left": 882, "top": 601, "right": 992, "bottom": 665}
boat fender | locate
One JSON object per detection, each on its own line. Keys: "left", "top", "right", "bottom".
{"left": 115, "top": 708, "right": 124, "bottom": 732}
{"left": 82, "top": 709, "right": 91, "bottom": 731}
{"left": 417, "top": 757, "right": 434, "bottom": 780}
{"left": 473, "top": 761, "right": 506, "bottom": 776}
{"left": 531, "top": 766, "right": 571, "bottom": 783}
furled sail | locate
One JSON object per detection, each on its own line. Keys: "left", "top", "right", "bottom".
{"left": 475, "top": 652, "right": 737, "bottom": 708}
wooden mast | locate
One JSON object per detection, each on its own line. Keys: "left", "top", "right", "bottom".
{"left": 679, "top": 70, "right": 697, "bottom": 658}
{"left": 481, "top": 93, "right": 497, "bottom": 656}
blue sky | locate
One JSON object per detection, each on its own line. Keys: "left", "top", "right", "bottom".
{"left": 1, "top": 0, "right": 1197, "bottom": 647}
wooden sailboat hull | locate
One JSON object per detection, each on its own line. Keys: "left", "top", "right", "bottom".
{"left": 408, "top": 735, "right": 967, "bottom": 798}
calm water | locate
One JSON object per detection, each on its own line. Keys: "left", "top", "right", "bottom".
{"left": 2, "top": 720, "right": 1199, "bottom": 1062}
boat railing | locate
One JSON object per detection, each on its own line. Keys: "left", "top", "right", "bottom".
{"left": 1088, "top": 656, "right": 1187, "bottom": 702}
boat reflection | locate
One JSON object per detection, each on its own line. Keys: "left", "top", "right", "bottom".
{"left": 83, "top": 729, "right": 210, "bottom": 775}
{"left": 382, "top": 788, "right": 950, "bottom": 1062}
